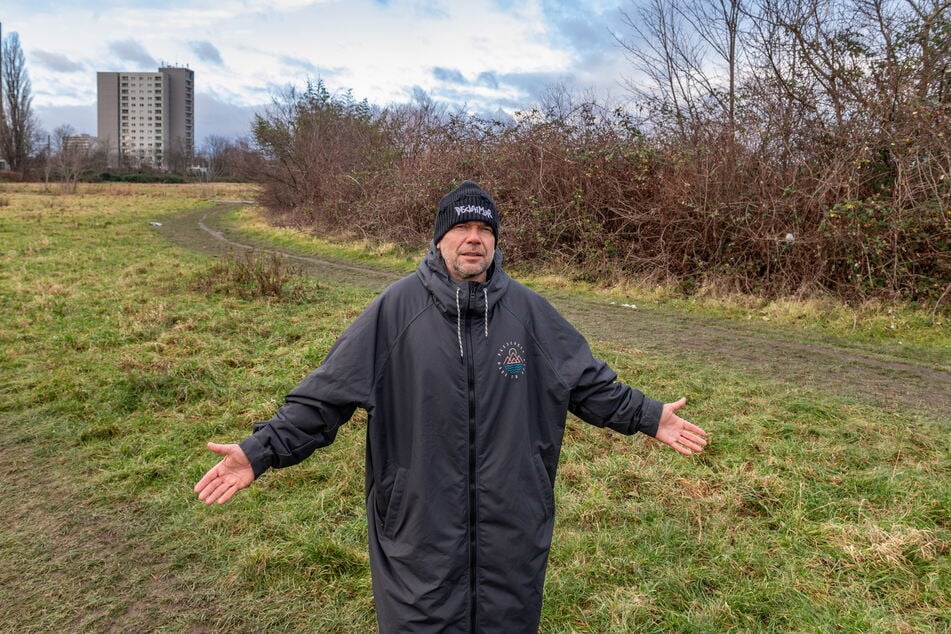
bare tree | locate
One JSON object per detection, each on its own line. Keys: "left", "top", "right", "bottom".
{"left": 219, "top": 136, "right": 262, "bottom": 180}
{"left": 682, "top": 0, "right": 746, "bottom": 135}
{"left": 0, "top": 32, "right": 40, "bottom": 173}
{"left": 616, "top": 0, "right": 698, "bottom": 140}
{"left": 378, "top": 87, "right": 448, "bottom": 159}
{"left": 48, "top": 125, "right": 97, "bottom": 192}
{"left": 165, "top": 137, "right": 191, "bottom": 174}
{"left": 202, "top": 134, "right": 232, "bottom": 180}
{"left": 615, "top": 0, "right": 748, "bottom": 143}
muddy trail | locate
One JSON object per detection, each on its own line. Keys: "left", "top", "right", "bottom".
{"left": 160, "top": 203, "right": 950, "bottom": 423}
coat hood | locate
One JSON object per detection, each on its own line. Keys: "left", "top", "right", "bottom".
{"left": 416, "top": 241, "right": 511, "bottom": 316}
{"left": 416, "top": 242, "right": 511, "bottom": 357}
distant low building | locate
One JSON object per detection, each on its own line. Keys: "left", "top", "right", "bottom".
{"left": 97, "top": 65, "right": 194, "bottom": 170}
{"left": 63, "top": 134, "right": 94, "bottom": 154}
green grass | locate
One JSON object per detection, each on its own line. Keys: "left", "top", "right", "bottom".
{"left": 0, "top": 183, "right": 948, "bottom": 632}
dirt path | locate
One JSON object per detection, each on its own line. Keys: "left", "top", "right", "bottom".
{"left": 160, "top": 203, "right": 950, "bottom": 423}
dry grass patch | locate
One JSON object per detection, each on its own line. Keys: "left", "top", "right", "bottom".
{"left": 832, "top": 524, "right": 946, "bottom": 568}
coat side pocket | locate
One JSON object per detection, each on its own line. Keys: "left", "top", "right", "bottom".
{"left": 531, "top": 453, "right": 555, "bottom": 519}
{"left": 382, "top": 467, "right": 408, "bottom": 539}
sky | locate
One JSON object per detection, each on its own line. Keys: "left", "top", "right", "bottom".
{"left": 2, "top": 0, "right": 642, "bottom": 148}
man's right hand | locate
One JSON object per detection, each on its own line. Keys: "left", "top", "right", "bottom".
{"left": 194, "top": 442, "right": 254, "bottom": 504}
{"left": 654, "top": 398, "right": 708, "bottom": 455}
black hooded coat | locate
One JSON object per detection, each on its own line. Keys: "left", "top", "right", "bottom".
{"left": 239, "top": 246, "right": 663, "bottom": 633}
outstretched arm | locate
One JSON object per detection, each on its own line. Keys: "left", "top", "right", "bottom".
{"left": 654, "top": 398, "right": 708, "bottom": 455}
{"left": 194, "top": 442, "right": 255, "bottom": 505}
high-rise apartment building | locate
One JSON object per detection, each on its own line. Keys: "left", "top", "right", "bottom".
{"left": 97, "top": 66, "right": 194, "bottom": 169}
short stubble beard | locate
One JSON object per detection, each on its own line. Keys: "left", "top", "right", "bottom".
{"left": 440, "top": 248, "right": 492, "bottom": 282}
{"left": 451, "top": 258, "right": 490, "bottom": 281}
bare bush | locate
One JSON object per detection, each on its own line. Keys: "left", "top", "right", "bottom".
{"left": 199, "top": 135, "right": 262, "bottom": 181}
{"left": 252, "top": 80, "right": 391, "bottom": 222}
{"left": 610, "top": 0, "right": 950, "bottom": 298}
{"left": 190, "top": 250, "right": 314, "bottom": 302}
{"left": 247, "top": 1, "right": 949, "bottom": 302}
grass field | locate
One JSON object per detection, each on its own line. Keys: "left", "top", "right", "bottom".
{"left": 1, "top": 183, "right": 948, "bottom": 632}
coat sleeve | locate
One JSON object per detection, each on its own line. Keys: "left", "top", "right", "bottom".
{"left": 535, "top": 299, "right": 663, "bottom": 437}
{"left": 239, "top": 295, "right": 385, "bottom": 478}
{"left": 566, "top": 355, "right": 663, "bottom": 438}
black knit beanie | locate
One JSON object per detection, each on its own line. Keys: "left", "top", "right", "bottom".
{"left": 433, "top": 180, "right": 499, "bottom": 245}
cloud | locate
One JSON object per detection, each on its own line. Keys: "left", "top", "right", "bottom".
{"left": 432, "top": 67, "right": 468, "bottom": 85}
{"left": 559, "top": 16, "right": 628, "bottom": 82}
{"left": 498, "top": 70, "right": 575, "bottom": 102}
{"left": 237, "top": 0, "right": 338, "bottom": 11}
{"left": 34, "top": 103, "right": 97, "bottom": 136}
{"left": 195, "top": 92, "right": 264, "bottom": 144}
{"left": 10, "top": 0, "right": 636, "bottom": 133}
{"left": 189, "top": 40, "right": 224, "bottom": 66}
{"left": 280, "top": 56, "right": 318, "bottom": 74}
{"left": 32, "top": 51, "right": 85, "bottom": 73}
{"left": 108, "top": 39, "right": 158, "bottom": 68}
{"left": 427, "top": 83, "right": 526, "bottom": 118}
{"left": 476, "top": 72, "right": 499, "bottom": 89}
{"left": 407, "top": 0, "right": 450, "bottom": 19}
{"left": 542, "top": 3, "right": 630, "bottom": 82}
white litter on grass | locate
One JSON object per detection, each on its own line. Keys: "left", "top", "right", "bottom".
{"left": 149, "top": 221, "right": 163, "bottom": 227}
{"left": 609, "top": 301, "right": 638, "bottom": 310}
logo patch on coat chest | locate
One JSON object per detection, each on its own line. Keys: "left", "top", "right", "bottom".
{"left": 496, "top": 341, "right": 527, "bottom": 379}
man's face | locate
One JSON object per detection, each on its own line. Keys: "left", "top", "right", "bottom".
{"left": 437, "top": 221, "right": 496, "bottom": 282}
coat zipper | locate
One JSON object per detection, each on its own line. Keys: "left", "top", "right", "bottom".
{"left": 465, "top": 283, "right": 478, "bottom": 632}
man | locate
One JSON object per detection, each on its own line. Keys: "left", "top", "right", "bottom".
{"left": 195, "top": 180, "right": 708, "bottom": 633}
